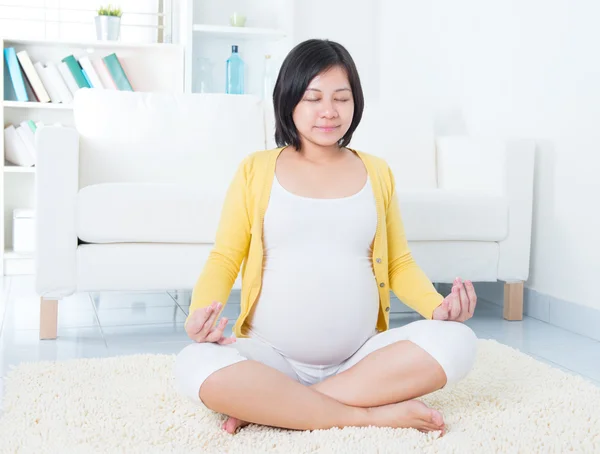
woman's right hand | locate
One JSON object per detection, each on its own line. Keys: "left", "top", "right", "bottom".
{"left": 185, "top": 301, "right": 236, "bottom": 344}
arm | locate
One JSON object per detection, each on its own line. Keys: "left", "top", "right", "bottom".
{"left": 187, "top": 157, "right": 252, "bottom": 324}
{"left": 386, "top": 167, "right": 443, "bottom": 320}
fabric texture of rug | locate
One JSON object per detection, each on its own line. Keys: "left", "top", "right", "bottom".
{"left": 0, "top": 339, "right": 599, "bottom": 453}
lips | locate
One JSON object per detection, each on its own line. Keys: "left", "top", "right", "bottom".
{"left": 315, "top": 126, "right": 340, "bottom": 132}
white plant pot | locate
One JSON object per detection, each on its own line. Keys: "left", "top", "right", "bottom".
{"left": 95, "top": 15, "right": 121, "bottom": 41}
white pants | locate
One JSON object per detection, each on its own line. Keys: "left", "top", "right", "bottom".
{"left": 174, "top": 320, "right": 478, "bottom": 406}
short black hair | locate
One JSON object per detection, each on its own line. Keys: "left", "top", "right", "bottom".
{"left": 273, "top": 39, "right": 364, "bottom": 150}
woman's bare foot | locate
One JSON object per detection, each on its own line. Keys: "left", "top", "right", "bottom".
{"left": 222, "top": 416, "right": 250, "bottom": 434}
{"left": 367, "top": 399, "right": 445, "bottom": 434}
{"left": 221, "top": 400, "right": 444, "bottom": 435}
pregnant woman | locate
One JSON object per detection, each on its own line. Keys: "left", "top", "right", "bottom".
{"left": 174, "top": 39, "right": 478, "bottom": 435}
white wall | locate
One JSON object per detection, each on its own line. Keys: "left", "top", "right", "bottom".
{"left": 430, "top": 0, "right": 600, "bottom": 310}
{"left": 293, "top": 0, "right": 600, "bottom": 311}
{"left": 293, "top": 0, "right": 437, "bottom": 189}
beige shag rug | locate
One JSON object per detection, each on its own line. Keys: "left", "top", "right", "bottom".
{"left": 1, "top": 339, "right": 599, "bottom": 453}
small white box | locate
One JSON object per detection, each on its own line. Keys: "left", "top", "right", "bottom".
{"left": 13, "top": 209, "right": 35, "bottom": 252}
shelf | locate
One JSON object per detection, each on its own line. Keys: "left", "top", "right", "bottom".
{"left": 4, "top": 166, "right": 35, "bottom": 173}
{"left": 192, "top": 24, "right": 286, "bottom": 40}
{"left": 3, "top": 101, "right": 73, "bottom": 110}
{"left": 4, "top": 249, "right": 33, "bottom": 259}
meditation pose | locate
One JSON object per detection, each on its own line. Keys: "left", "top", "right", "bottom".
{"left": 174, "top": 39, "right": 478, "bottom": 435}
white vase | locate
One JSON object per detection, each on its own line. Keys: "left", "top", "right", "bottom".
{"left": 95, "top": 15, "right": 121, "bottom": 41}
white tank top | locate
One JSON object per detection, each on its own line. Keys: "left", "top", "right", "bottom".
{"left": 248, "top": 174, "right": 380, "bottom": 366}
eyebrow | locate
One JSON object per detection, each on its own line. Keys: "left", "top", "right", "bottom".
{"left": 306, "top": 88, "right": 351, "bottom": 93}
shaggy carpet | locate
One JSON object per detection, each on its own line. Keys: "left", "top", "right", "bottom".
{"left": 0, "top": 339, "right": 599, "bottom": 453}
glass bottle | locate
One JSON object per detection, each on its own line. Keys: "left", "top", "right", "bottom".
{"left": 193, "top": 57, "right": 213, "bottom": 93}
{"left": 225, "top": 45, "right": 244, "bottom": 95}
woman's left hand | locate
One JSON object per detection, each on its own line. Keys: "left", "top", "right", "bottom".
{"left": 432, "top": 277, "right": 477, "bottom": 322}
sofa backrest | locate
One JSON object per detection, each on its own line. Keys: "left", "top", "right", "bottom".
{"left": 73, "top": 89, "right": 267, "bottom": 194}
{"left": 73, "top": 89, "right": 437, "bottom": 193}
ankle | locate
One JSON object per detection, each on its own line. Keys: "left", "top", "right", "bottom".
{"left": 349, "top": 406, "right": 372, "bottom": 428}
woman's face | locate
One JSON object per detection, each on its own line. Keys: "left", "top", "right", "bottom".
{"left": 292, "top": 65, "right": 354, "bottom": 149}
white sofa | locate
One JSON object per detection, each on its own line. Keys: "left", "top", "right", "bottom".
{"left": 35, "top": 89, "right": 535, "bottom": 339}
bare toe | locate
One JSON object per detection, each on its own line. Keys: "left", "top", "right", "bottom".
{"left": 429, "top": 409, "right": 445, "bottom": 428}
{"left": 223, "top": 417, "right": 238, "bottom": 434}
{"left": 223, "top": 416, "right": 249, "bottom": 434}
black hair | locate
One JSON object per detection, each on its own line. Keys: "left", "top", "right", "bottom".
{"left": 273, "top": 39, "right": 364, "bottom": 150}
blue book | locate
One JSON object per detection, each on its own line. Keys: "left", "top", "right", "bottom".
{"left": 3, "top": 48, "right": 28, "bottom": 102}
{"left": 81, "top": 68, "right": 93, "bottom": 88}
{"left": 102, "top": 53, "right": 133, "bottom": 91}
{"left": 3, "top": 55, "right": 17, "bottom": 101}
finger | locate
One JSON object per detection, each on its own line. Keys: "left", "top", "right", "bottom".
{"left": 442, "top": 297, "right": 452, "bottom": 319}
{"left": 189, "top": 306, "right": 211, "bottom": 333}
{"left": 465, "top": 280, "right": 477, "bottom": 315}
{"left": 450, "top": 287, "right": 461, "bottom": 320}
{"left": 458, "top": 280, "right": 469, "bottom": 321}
{"left": 217, "top": 336, "right": 237, "bottom": 345}
{"left": 206, "top": 317, "right": 228, "bottom": 343}
{"left": 199, "top": 302, "right": 222, "bottom": 338}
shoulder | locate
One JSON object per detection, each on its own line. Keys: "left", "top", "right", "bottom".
{"left": 350, "top": 149, "right": 394, "bottom": 181}
{"left": 240, "top": 148, "right": 282, "bottom": 170}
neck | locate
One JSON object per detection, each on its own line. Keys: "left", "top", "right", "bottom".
{"left": 295, "top": 141, "right": 345, "bottom": 164}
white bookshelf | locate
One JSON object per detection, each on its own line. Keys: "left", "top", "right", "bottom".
{"left": 177, "top": 0, "right": 294, "bottom": 95}
{"left": 4, "top": 101, "right": 73, "bottom": 110}
{"left": 1, "top": 37, "right": 184, "bottom": 275}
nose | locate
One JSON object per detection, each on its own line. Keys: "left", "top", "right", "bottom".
{"left": 319, "top": 100, "right": 338, "bottom": 119}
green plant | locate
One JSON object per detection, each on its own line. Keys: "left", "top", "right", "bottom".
{"left": 97, "top": 4, "right": 122, "bottom": 17}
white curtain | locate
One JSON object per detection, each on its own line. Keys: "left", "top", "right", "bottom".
{"left": 0, "top": 0, "right": 168, "bottom": 43}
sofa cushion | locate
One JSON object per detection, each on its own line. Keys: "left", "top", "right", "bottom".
{"left": 76, "top": 183, "right": 225, "bottom": 244}
{"left": 398, "top": 190, "right": 508, "bottom": 241}
{"left": 73, "top": 90, "right": 267, "bottom": 191}
{"left": 77, "top": 183, "right": 508, "bottom": 244}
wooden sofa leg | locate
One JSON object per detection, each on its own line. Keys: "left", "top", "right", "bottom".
{"left": 503, "top": 282, "right": 524, "bottom": 321}
{"left": 40, "top": 298, "right": 59, "bottom": 340}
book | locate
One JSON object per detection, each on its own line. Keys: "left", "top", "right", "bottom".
{"left": 15, "top": 126, "right": 36, "bottom": 162}
{"left": 25, "top": 120, "right": 37, "bottom": 133}
{"left": 61, "top": 55, "right": 90, "bottom": 89}
{"left": 34, "top": 62, "right": 61, "bottom": 103}
{"left": 102, "top": 53, "right": 133, "bottom": 91}
{"left": 78, "top": 56, "right": 104, "bottom": 88}
{"left": 58, "top": 61, "right": 80, "bottom": 96}
{"left": 45, "top": 62, "right": 73, "bottom": 103}
{"left": 16, "top": 50, "right": 50, "bottom": 103}
{"left": 17, "top": 121, "right": 37, "bottom": 157}
{"left": 3, "top": 56, "right": 17, "bottom": 101}
{"left": 4, "top": 48, "right": 28, "bottom": 102}
{"left": 92, "top": 58, "right": 116, "bottom": 89}
{"left": 80, "top": 68, "right": 93, "bottom": 88}
{"left": 4, "top": 125, "right": 34, "bottom": 167}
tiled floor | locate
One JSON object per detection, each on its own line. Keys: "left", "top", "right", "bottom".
{"left": 1, "top": 275, "right": 599, "bottom": 408}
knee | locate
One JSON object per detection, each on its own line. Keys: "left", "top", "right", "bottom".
{"left": 173, "top": 342, "right": 223, "bottom": 404}
{"left": 411, "top": 320, "right": 478, "bottom": 386}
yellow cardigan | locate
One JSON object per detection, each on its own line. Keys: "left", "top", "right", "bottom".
{"left": 188, "top": 147, "right": 443, "bottom": 337}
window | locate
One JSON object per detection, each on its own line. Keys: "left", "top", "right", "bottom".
{"left": 0, "top": 0, "right": 171, "bottom": 43}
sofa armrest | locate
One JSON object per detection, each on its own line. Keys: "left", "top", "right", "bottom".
{"left": 34, "top": 126, "right": 79, "bottom": 297}
{"left": 497, "top": 140, "right": 535, "bottom": 281}
{"left": 435, "top": 136, "right": 535, "bottom": 281}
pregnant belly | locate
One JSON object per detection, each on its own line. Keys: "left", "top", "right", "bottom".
{"left": 249, "top": 261, "right": 380, "bottom": 365}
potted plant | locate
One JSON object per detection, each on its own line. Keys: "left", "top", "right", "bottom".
{"left": 95, "top": 5, "right": 122, "bottom": 41}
